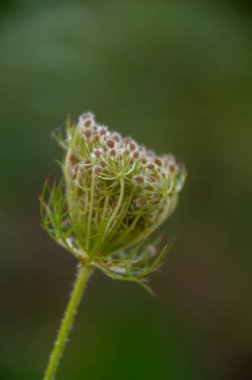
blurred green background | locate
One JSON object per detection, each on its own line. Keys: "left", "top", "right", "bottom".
{"left": 1, "top": 1, "right": 252, "bottom": 379}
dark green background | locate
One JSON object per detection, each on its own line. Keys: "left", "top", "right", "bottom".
{"left": 1, "top": 1, "right": 252, "bottom": 379}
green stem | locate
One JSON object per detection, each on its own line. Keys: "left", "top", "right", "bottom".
{"left": 43, "top": 264, "right": 91, "bottom": 380}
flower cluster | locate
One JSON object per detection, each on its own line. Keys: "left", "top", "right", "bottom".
{"left": 40, "top": 113, "right": 186, "bottom": 291}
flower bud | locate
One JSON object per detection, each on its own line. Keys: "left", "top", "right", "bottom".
{"left": 40, "top": 112, "right": 186, "bottom": 290}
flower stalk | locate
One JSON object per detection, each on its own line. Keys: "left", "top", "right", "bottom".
{"left": 43, "top": 264, "right": 91, "bottom": 380}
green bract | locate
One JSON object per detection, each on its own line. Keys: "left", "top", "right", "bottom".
{"left": 40, "top": 113, "right": 186, "bottom": 292}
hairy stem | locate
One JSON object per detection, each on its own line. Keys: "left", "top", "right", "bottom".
{"left": 43, "top": 264, "right": 91, "bottom": 380}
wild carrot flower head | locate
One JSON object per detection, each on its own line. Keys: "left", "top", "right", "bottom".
{"left": 40, "top": 113, "right": 186, "bottom": 291}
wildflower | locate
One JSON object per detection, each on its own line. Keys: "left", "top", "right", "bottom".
{"left": 40, "top": 112, "right": 186, "bottom": 380}
{"left": 40, "top": 112, "right": 186, "bottom": 289}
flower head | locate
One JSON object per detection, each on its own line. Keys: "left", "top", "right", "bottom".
{"left": 40, "top": 113, "right": 186, "bottom": 292}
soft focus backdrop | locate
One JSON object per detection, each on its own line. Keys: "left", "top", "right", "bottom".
{"left": 1, "top": 1, "right": 252, "bottom": 379}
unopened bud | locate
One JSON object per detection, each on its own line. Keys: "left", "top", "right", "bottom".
{"left": 106, "top": 139, "right": 115, "bottom": 148}
{"left": 135, "top": 176, "right": 145, "bottom": 184}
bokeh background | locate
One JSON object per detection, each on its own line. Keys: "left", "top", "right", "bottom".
{"left": 1, "top": 1, "right": 252, "bottom": 379}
